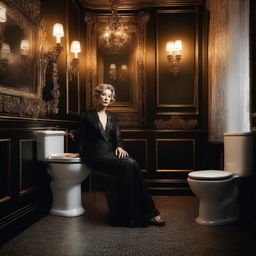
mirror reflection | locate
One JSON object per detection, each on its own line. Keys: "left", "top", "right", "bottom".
{"left": 0, "top": 3, "right": 36, "bottom": 94}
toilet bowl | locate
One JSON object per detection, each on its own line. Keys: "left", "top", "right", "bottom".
{"left": 187, "top": 132, "right": 253, "bottom": 225}
{"left": 34, "top": 131, "right": 91, "bottom": 217}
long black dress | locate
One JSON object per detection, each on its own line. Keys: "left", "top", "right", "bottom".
{"left": 80, "top": 109, "right": 159, "bottom": 227}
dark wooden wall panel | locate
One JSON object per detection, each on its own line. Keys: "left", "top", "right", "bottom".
{"left": 0, "top": 139, "right": 11, "bottom": 203}
{"left": 66, "top": 0, "right": 81, "bottom": 115}
{"left": 156, "top": 139, "right": 195, "bottom": 171}
{"left": 19, "top": 139, "right": 37, "bottom": 196}
{"left": 124, "top": 139, "right": 148, "bottom": 171}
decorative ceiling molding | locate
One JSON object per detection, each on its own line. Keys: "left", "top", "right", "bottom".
{"left": 79, "top": 0, "right": 205, "bottom": 10}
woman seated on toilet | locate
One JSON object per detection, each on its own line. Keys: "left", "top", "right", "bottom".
{"left": 80, "top": 83, "right": 165, "bottom": 227}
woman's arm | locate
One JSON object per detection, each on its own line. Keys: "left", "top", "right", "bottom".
{"left": 113, "top": 113, "right": 129, "bottom": 158}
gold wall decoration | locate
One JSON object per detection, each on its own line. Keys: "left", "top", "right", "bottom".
{"left": 154, "top": 116, "right": 198, "bottom": 129}
{"left": 85, "top": 11, "right": 149, "bottom": 127}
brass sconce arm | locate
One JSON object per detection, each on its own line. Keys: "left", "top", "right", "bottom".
{"left": 45, "top": 43, "right": 64, "bottom": 63}
{"left": 69, "top": 58, "right": 79, "bottom": 81}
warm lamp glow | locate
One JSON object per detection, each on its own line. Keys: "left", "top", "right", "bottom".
{"left": 53, "top": 23, "right": 64, "bottom": 44}
{"left": 166, "top": 40, "right": 182, "bottom": 55}
{"left": 121, "top": 64, "right": 127, "bottom": 70}
{"left": 0, "top": 42, "right": 10, "bottom": 59}
{"left": 166, "top": 41, "right": 175, "bottom": 54}
{"left": 20, "top": 40, "right": 29, "bottom": 55}
{"left": 70, "top": 40, "right": 81, "bottom": 58}
{"left": 20, "top": 40, "right": 29, "bottom": 50}
{"left": 110, "top": 64, "right": 116, "bottom": 69}
{"left": 98, "top": 0, "right": 130, "bottom": 49}
{"left": 174, "top": 40, "right": 182, "bottom": 55}
{"left": 0, "top": 4, "right": 6, "bottom": 23}
{"left": 166, "top": 39, "right": 183, "bottom": 76}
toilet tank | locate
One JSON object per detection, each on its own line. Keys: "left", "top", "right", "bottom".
{"left": 224, "top": 132, "right": 253, "bottom": 176}
{"left": 34, "top": 131, "right": 65, "bottom": 161}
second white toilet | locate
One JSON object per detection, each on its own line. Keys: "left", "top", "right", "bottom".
{"left": 187, "top": 132, "right": 253, "bottom": 225}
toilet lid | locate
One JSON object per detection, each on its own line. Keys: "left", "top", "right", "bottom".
{"left": 188, "top": 170, "right": 233, "bottom": 180}
{"left": 47, "top": 153, "right": 82, "bottom": 163}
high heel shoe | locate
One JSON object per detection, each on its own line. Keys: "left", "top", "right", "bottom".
{"left": 147, "top": 217, "right": 166, "bottom": 227}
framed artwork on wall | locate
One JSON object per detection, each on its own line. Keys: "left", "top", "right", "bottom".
{"left": 85, "top": 11, "right": 150, "bottom": 127}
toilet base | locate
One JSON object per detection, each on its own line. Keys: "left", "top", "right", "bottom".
{"left": 195, "top": 216, "right": 239, "bottom": 226}
{"left": 50, "top": 181, "right": 85, "bottom": 218}
{"left": 50, "top": 207, "right": 85, "bottom": 217}
{"left": 196, "top": 197, "right": 239, "bottom": 226}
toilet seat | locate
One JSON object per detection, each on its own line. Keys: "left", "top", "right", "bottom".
{"left": 48, "top": 153, "right": 82, "bottom": 163}
{"left": 188, "top": 170, "right": 233, "bottom": 181}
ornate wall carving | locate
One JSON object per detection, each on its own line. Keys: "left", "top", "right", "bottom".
{"left": 154, "top": 116, "right": 198, "bottom": 129}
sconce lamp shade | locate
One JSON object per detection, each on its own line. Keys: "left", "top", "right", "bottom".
{"left": 174, "top": 40, "right": 182, "bottom": 54}
{"left": 166, "top": 40, "right": 182, "bottom": 55}
{"left": 53, "top": 23, "right": 64, "bottom": 43}
{"left": 166, "top": 41, "right": 175, "bottom": 54}
{"left": 0, "top": 4, "right": 6, "bottom": 22}
{"left": 121, "top": 64, "right": 127, "bottom": 70}
{"left": 110, "top": 64, "right": 116, "bottom": 69}
{"left": 1, "top": 42, "right": 10, "bottom": 53}
{"left": 70, "top": 40, "right": 81, "bottom": 58}
{"left": 166, "top": 40, "right": 183, "bottom": 76}
{"left": 70, "top": 41, "right": 81, "bottom": 53}
{"left": 20, "top": 40, "right": 29, "bottom": 50}
{"left": 20, "top": 40, "right": 30, "bottom": 55}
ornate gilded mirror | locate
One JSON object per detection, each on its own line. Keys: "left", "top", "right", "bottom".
{"left": 0, "top": 0, "right": 61, "bottom": 117}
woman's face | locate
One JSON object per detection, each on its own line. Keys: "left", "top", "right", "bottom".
{"left": 97, "top": 89, "right": 112, "bottom": 107}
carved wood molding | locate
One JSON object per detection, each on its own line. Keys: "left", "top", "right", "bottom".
{"left": 2, "top": 0, "right": 41, "bottom": 25}
{"left": 154, "top": 116, "right": 198, "bottom": 129}
{"left": 79, "top": 0, "right": 205, "bottom": 10}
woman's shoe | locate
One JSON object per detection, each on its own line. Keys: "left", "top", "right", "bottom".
{"left": 147, "top": 217, "right": 166, "bottom": 227}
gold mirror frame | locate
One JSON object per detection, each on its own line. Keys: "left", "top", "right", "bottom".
{"left": 0, "top": 0, "right": 60, "bottom": 117}
{"left": 85, "top": 11, "right": 149, "bottom": 127}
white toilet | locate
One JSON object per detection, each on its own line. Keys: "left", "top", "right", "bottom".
{"left": 187, "top": 132, "right": 253, "bottom": 225}
{"left": 34, "top": 130, "right": 91, "bottom": 217}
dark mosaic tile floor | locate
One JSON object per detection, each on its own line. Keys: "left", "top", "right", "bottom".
{"left": 0, "top": 193, "right": 255, "bottom": 256}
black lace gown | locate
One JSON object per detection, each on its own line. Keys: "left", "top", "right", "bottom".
{"left": 80, "top": 109, "right": 159, "bottom": 227}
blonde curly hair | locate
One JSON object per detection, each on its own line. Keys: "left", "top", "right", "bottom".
{"left": 93, "top": 84, "right": 116, "bottom": 103}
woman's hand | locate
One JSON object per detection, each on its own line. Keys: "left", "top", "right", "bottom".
{"left": 115, "top": 147, "right": 129, "bottom": 158}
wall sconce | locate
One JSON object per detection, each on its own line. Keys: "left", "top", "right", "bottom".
{"left": 0, "top": 42, "right": 10, "bottom": 79}
{"left": 166, "top": 40, "right": 182, "bottom": 76}
{"left": 0, "top": 3, "right": 6, "bottom": 43}
{"left": 42, "top": 23, "right": 64, "bottom": 63}
{"left": 53, "top": 23, "right": 64, "bottom": 44}
{"left": 0, "top": 42, "right": 10, "bottom": 59}
{"left": 20, "top": 39, "right": 29, "bottom": 56}
{"left": 69, "top": 40, "right": 81, "bottom": 81}
{"left": 108, "top": 63, "right": 117, "bottom": 80}
{"left": 0, "top": 3, "right": 6, "bottom": 23}
{"left": 119, "top": 64, "right": 128, "bottom": 81}
{"left": 20, "top": 39, "right": 30, "bottom": 67}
